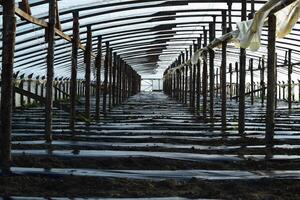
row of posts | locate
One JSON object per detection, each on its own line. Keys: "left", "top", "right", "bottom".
{"left": 0, "top": 0, "right": 141, "bottom": 173}
{"left": 164, "top": 1, "right": 281, "bottom": 148}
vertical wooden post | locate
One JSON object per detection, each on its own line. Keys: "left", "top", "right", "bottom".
{"left": 189, "top": 45, "right": 193, "bottom": 109}
{"left": 221, "top": 10, "right": 227, "bottom": 130}
{"left": 239, "top": 0, "right": 247, "bottom": 135}
{"left": 70, "top": 12, "right": 79, "bottom": 131}
{"left": 261, "top": 56, "right": 265, "bottom": 106}
{"left": 35, "top": 76, "right": 39, "bottom": 102}
{"left": 112, "top": 52, "right": 117, "bottom": 106}
{"left": 181, "top": 52, "right": 185, "bottom": 103}
{"left": 192, "top": 41, "right": 197, "bottom": 112}
{"left": 12, "top": 73, "right": 18, "bottom": 110}
{"left": 209, "top": 20, "right": 215, "bottom": 122}
{"left": 117, "top": 58, "right": 122, "bottom": 104}
{"left": 185, "top": 50, "right": 188, "bottom": 104}
{"left": 123, "top": 63, "right": 127, "bottom": 101}
{"left": 250, "top": 58, "right": 254, "bottom": 105}
{"left": 196, "top": 35, "right": 202, "bottom": 115}
{"left": 235, "top": 62, "right": 239, "bottom": 101}
{"left": 19, "top": 75, "right": 25, "bottom": 107}
{"left": 229, "top": 63, "right": 233, "bottom": 100}
{"left": 58, "top": 78, "right": 62, "bottom": 100}
{"left": 109, "top": 48, "right": 113, "bottom": 110}
{"left": 227, "top": 1, "right": 232, "bottom": 31}
{"left": 27, "top": 74, "right": 33, "bottom": 104}
{"left": 95, "top": 36, "right": 102, "bottom": 121}
{"left": 45, "top": 0, "right": 56, "bottom": 142}
{"left": 288, "top": 49, "right": 292, "bottom": 110}
{"left": 202, "top": 28, "right": 208, "bottom": 119}
{"left": 1, "top": 0, "right": 16, "bottom": 173}
{"left": 85, "top": 25, "right": 92, "bottom": 120}
{"left": 283, "top": 81, "right": 286, "bottom": 100}
{"left": 266, "top": 14, "right": 276, "bottom": 148}
{"left": 115, "top": 56, "right": 119, "bottom": 105}
{"left": 103, "top": 42, "right": 109, "bottom": 116}
{"left": 216, "top": 68, "right": 219, "bottom": 97}
{"left": 275, "top": 54, "right": 278, "bottom": 109}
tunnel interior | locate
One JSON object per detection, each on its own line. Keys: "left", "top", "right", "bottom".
{"left": 1, "top": 0, "right": 300, "bottom": 199}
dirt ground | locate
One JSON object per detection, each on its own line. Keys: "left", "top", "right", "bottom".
{"left": 0, "top": 175, "right": 300, "bottom": 200}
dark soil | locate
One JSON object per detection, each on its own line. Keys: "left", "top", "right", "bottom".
{"left": 0, "top": 176, "right": 300, "bottom": 200}
{"left": 11, "top": 155, "right": 300, "bottom": 171}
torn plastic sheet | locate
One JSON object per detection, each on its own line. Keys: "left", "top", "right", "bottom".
{"left": 234, "top": 0, "right": 300, "bottom": 51}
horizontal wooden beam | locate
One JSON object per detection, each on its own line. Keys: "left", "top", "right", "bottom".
{"left": 8, "top": 5, "right": 96, "bottom": 58}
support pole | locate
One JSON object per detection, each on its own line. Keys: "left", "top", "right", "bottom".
{"left": 239, "top": 0, "right": 247, "bottom": 135}
{"left": 196, "top": 35, "right": 202, "bottom": 115}
{"left": 235, "top": 62, "right": 239, "bottom": 102}
{"left": 185, "top": 50, "right": 188, "bottom": 104}
{"left": 45, "top": 0, "right": 56, "bottom": 142}
{"left": 1, "top": 0, "right": 16, "bottom": 173}
{"left": 266, "top": 14, "right": 277, "bottom": 148}
{"left": 288, "top": 49, "right": 292, "bottom": 110}
{"left": 261, "top": 57, "right": 265, "bottom": 106}
{"left": 189, "top": 45, "right": 193, "bottom": 109}
{"left": 250, "top": 58, "right": 254, "bottom": 105}
{"left": 103, "top": 42, "right": 109, "bottom": 116}
{"left": 202, "top": 28, "right": 208, "bottom": 119}
{"left": 221, "top": 10, "right": 227, "bottom": 130}
{"left": 229, "top": 63, "right": 233, "bottom": 100}
{"left": 117, "top": 58, "right": 122, "bottom": 104}
{"left": 70, "top": 11, "right": 79, "bottom": 130}
{"left": 95, "top": 36, "right": 102, "bottom": 121}
{"left": 109, "top": 48, "right": 113, "bottom": 110}
{"left": 85, "top": 25, "right": 92, "bottom": 120}
{"left": 209, "top": 20, "right": 215, "bottom": 122}
{"left": 192, "top": 41, "right": 197, "bottom": 112}
{"left": 112, "top": 52, "right": 117, "bottom": 106}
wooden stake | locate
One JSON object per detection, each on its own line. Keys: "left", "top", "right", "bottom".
{"left": 95, "top": 36, "right": 102, "bottom": 121}
{"left": 266, "top": 14, "right": 277, "bottom": 148}
{"left": 250, "top": 59, "right": 254, "bottom": 105}
{"left": 239, "top": 0, "right": 247, "bottom": 135}
{"left": 288, "top": 49, "right": 292, "bottom": 110}
{"left": 221, "top": 10, "right": 227, "bottom": 130}
{"left": 45, "top": 0, "right": 56, "bottom": 142}
{"left": 202, "top": 28, "right": 208, "bottom": 119}
{"left": 103, "top": 42, "right": 109, "bottom": 116}
{"left": 85, "top": 25, "right": 92, "bottom": 120}
{"left": 209, "top": 20, "right": 215, "bottom": 122}
{"left": 0, "top": 0, "right": 16, "bottom": 173}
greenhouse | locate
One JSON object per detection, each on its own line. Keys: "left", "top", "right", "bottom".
{"left": 1, "top": 0, "right": 300, "bottom": 199}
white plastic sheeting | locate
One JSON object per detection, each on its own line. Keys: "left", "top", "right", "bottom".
{"left": 234, "top": 0, "right": 300, "bottom": 51}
